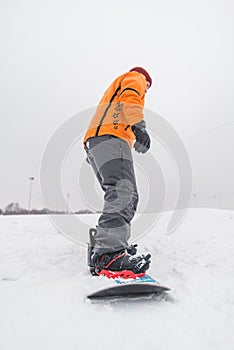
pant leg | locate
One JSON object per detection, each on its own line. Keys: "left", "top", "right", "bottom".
{"left": 86, "top": 135, "right": 139, "bottom": 254}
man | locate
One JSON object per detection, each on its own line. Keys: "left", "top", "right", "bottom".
{"left": 84, "top": 67, "right": 152, "bottom": 275}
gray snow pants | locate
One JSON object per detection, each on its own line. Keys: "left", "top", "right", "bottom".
{"left": 86, "top": 135, "right": 139, "bottom": 255}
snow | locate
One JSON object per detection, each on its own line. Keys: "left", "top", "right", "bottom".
{"left": 0, "top": 209, "right": 234, "bottom": 350}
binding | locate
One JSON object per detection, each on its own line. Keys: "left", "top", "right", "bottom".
{"left": 87, "top": 228, "right": 98, "bottom": 275}
{"left": 96, "top": 269, "right": 146, "bottom": 279}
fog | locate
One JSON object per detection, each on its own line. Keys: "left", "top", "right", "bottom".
{"left": 0, "top": 0, "right": 233, "bottom": 211}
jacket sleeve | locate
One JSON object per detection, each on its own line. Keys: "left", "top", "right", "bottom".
{"left": 119, "top": 73, "right": 146, "bottom": 125}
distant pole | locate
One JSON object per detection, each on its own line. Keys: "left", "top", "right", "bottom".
{"left": 28, "top": 177, "right": 35, "bottom": 213}
{"left": 218, "top": 194, "right": 221, "bottom": 207}
{"left": 67, "top": 193, "right": 70, "bottom": 214}
{"left": 193, "top": 194, "right": 198, "bottom": 208}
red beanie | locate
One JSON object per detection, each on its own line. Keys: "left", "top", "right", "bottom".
{"left": 129, "top": 67, "right": 152, "bottom": 87}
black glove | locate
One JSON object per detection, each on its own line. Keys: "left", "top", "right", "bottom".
{"left": 132, "top": 120, "right": 151, "bottom": 153}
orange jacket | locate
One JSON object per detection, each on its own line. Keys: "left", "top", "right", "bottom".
{"left": 83, "top": 71, "right": 147, "bottom": 148}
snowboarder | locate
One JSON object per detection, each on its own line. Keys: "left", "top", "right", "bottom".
{"left": 84, "top": 67, "right": 152, "bottom": 275}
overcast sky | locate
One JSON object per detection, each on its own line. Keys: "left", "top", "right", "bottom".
{"left": 0, "top": 0, "right": 233, "bottom": 211}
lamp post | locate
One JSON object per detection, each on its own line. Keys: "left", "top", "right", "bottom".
{"left": 193, "top": 193, "right": 198, "bottom": 208}
{"left": 28, "top": 177, "right": 35, "bottom": 213}
{"left": 67, "top": 192, "right": 70, "bottom": 214}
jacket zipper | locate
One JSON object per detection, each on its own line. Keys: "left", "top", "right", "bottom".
{"left": 95, "top": 85, "right": 121, "bottom": 137}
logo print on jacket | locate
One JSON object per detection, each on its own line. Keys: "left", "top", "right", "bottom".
{"left": 113, "top": 102, "right": 123, "bottom": 130}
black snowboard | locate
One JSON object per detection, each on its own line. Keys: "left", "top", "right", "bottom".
{"left": 87, "top": 274, "right": 170, "bottom": 299}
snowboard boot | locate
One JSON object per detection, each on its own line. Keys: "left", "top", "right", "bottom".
{"left": 91, "top": 250, "right": 151, "bottom": 275}
{"left": 87, "top": 228, "right": 151, "bottom": 276}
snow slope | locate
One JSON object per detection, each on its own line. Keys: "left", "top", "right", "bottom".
{"left": 0, "top": 209, "right": 234, "bottom": 350}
